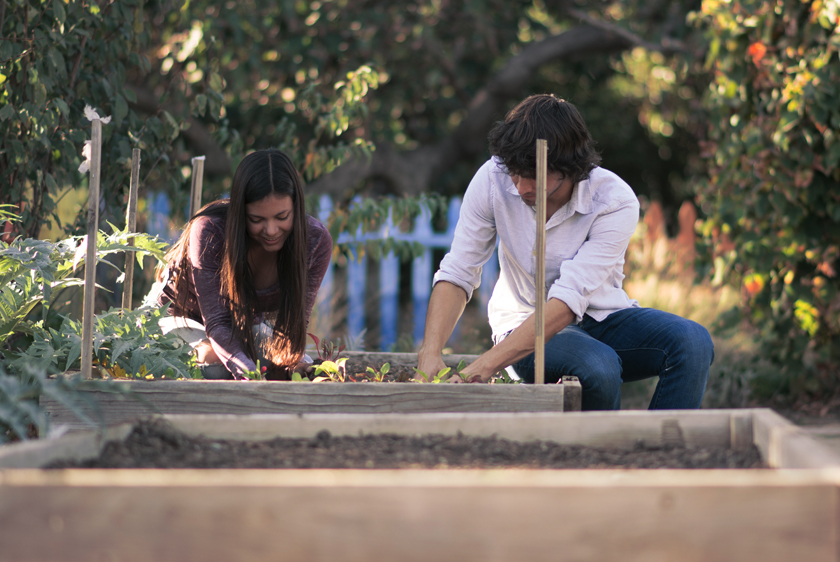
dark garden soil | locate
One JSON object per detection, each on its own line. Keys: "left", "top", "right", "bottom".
{"left": 307, "top": 355, "right": 415, "bottom": 382}
{"left": 48, "top": 419, "right": 766, "bottom": 470}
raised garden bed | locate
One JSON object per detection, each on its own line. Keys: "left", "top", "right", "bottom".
{"left": 1, "top": 409, "right": 839, "bottom": 561}
{"left": 41, "top": 352, "right": 582, "bottom": 430}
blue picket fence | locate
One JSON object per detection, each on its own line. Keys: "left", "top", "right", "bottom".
{"left": 317, "top": 195, "right": 499, "bottom": 350}
{"left": 145, "top": 193, "right": 499, "bottom": 350}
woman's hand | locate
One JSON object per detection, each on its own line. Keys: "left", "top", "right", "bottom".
{"left": 194, "top": 340, "right": 220, "bottom": 365}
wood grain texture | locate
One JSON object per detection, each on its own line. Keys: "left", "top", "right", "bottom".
{"left": 0, "top": 468, "right": 836, "bottom": 562}
{"left": 81, "top": 119, "right": 102, "bottom": 380}
{"left": 535, "top": 139, "right": 547, "bottom": 385}
{"left": 121, "top": 148, "right": 140, "bottom": 310}
{"left": 189, "top": 155, "right": 205, "bottom": 219}
{"left": 41, "top": 381, "right": 568, "bottom": 430}
{"left": 752, "top": 408, "right": 840, "bottom": 469}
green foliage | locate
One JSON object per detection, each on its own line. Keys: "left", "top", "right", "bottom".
{"left": 413, "top": 360, "right": 467, "bottom": 383}
{"left": 0, "top": 225, "right": 167, "bottom": 346}
{"left": 693, "top": 0, "right": 840, "bottom": 377}
{"left": 314, "top": 193, "right": 449, "bottom": 262}
{"left": 0, "top": 364, "right": 127, "bottom": 443}
{"left": 307, "top": 332, "right": 346, "bottom": 362}
{"left": 9, "top": 306, "right": 197, "bottom": 380}
{"left": 312, "top": 357, "right": 349, "bottom": 383}
{"left": 0, "top": 225, "right": 193, "bottom": 379}
{"left": 241, "top": 360, "right": 267, "bottom": 381}
{"left": 0, "top": 0, "right": 196, "bottom": 237}
{"left": 363, "top": 362, "right": 390, "bottom": 383}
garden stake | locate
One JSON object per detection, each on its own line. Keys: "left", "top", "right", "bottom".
{"left": 121, "top": 148, "right": 140, "bottom": 311}
{"left": 189, "top": 155, "right": 205, "bottom": 218}
{"left": 81, "top": 119, "right": 103, "bottom": 380}
{"left": 535, "top": 139, "right": 547, "bottom": 385}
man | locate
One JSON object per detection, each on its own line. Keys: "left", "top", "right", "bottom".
{"left": 417, "top": 94, "right": 712, "bottom": 410}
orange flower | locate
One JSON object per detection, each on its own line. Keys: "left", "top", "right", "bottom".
{"left": 744, "top": 273, "right": 765, "bottom": 296}
{"left": 747, "top": 42, "right": 767, "bottom": 66}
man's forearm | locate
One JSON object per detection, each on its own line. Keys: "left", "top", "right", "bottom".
{"left": 465, "top": 298, "right": 576, "bottom": 381}
{"left": 417, "top": 281, "right": 468, "bottom": 359}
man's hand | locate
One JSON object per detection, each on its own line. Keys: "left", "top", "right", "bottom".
{"left": 415, "top": 352, "right": 447, "bottom": 382}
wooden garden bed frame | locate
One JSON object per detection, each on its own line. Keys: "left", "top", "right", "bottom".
{"left": 1, "top": 408, "right": 840, "bottom": 562}
{"left": 41, "top": 352, "right": 582, "bottom": 430}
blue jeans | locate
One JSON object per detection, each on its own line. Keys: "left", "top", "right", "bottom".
{"left": 511, "top": 308, "right": 713, "bottom": 410}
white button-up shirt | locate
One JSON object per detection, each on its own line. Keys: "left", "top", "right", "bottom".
{"left": 434, "top": 158, "right": 640, "bottom": 339}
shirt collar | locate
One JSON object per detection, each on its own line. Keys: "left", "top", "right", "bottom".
{"left": 494, "top": 159, "right": 596, "bottom": 221}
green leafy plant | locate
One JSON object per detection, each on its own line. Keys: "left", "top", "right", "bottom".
{"left": 308, "top": 333, "right": 346, "bottom": 362}
{"left": 692, "top": 0, "right": 840, "bottom": 387}
{"left": 241, "top": 360, "right": 268, "bottom": 381}
{"left": 0, "top": 364, "right": 129, "bottom": 443}
{"left": 0, "top": 224, "right": 167, "bottom": 347}
{"left": 413, "top": 360, "right": 467, "bottom": 383}
{"left": 363, "top": 362, "right": 390, "bottom": 383}
{"left": 312, "top": 357, "right": 349, "bottom": 383}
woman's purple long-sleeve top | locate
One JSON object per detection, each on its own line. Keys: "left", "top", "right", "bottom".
{"left": 158, "top": 214, "right": 333, "bottom": 376}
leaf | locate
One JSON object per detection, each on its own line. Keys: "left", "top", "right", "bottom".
{"left": 113, "top": 94, "right": 128, "bottom": 125}
{"left": 0, "top": 104, "right": 16, "bottom": 122}
{"left": 52, "top": 0, "right": 66, "bottom": 25}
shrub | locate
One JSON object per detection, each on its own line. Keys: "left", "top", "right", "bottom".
{"left": 692, "top": 0, "right": 840, "bottom": 390}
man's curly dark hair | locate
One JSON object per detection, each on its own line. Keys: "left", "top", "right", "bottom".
{"left": 488, "top": 94, "right": 601, "bottom": 183}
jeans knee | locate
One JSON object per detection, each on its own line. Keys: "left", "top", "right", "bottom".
{"left": 576, "top": 354, "right": 622, "bottom": 395}
{"left": 683, "top": 321, "right": 714, "bottom": 365}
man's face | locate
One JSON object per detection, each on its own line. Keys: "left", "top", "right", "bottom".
{"left": 509, "top": 171, "right": 569, "bottom": 207}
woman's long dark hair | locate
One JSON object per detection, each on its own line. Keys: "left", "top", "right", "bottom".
{"left": 159, "top": 149, "right": 309, "bottom": 369}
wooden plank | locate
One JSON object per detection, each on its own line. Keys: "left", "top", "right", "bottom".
{"left": 562, "top": 375, "right": 581, "bottom": 412}
{"left": 730, "top": 409, "right": 753, "bottom": 449}
{"left": 189, "top": 155, "right": 205, "bottom": 218}
{"left": 41, "top": 382, "right": 568, "bottom": 430}
{"left": 752, "top": 408, "right": 840, "bottom": 469}
{"left": 0, "top": 468, "right": 836, "bottom": 562}
{"left": 159, "top": 411, "right": 735, "bottom": 448}
{"left": 81, "top": 119, "right": 102, "bottom": 380}
{"left": 121, "top": 148, "right": 140, "bottom": 310}
{"left": 0, "top": 425, "right": 132, "bottom": 469}
{"left": 534, "top": 139, "right": 547, "bottom": 385}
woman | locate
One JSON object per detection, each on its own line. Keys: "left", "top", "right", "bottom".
{"left": 153, "top": 149, "right": 332, "bottom": 380}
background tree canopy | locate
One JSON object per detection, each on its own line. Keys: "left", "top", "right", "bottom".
{"left": 1, "top": 0, "right": 839, "bottom": 383}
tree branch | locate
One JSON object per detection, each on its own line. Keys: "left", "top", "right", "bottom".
{"left": 305, "top": 24, "right": 638, "bottom": 199}
{"left": 126, "top": 84, "right": 232, "bottom": 176}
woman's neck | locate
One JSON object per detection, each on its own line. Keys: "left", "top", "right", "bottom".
{"left": 248, "top": 243, "right": 280, "bottom": 290}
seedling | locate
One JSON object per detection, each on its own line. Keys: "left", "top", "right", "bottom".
{"left": 414, "top": 360, "right": 468, "bottom": 383}
{"left": 362, "top": 362, "right": 390, "bottom": 382}
{"left": 312, "top": 357, "right": 349, "bottom": 382}
{"left": 241, "top": 360, "right": 268, "bottom": 381}
{"left": 308, "top": 333, "right": 346, "bottom": 362}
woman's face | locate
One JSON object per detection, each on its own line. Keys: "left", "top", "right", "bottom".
{"left": 245, "top": 193, "right": 294, "bottom": 253}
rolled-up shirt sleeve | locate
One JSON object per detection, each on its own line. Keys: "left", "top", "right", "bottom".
{"left": 433, "top": 162, "right": 498, "bottom": 301}
{"left": 547, "top": 195, "right": 640, "bottom": 322}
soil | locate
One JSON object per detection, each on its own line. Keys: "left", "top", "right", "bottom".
{"left": 304, "top": 356, "right": 420, "bottom": 382}
{"left": 48, "top": 419, "right": 766, "bottom": 470}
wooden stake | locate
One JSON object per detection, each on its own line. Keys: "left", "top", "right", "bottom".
{"left": 189, "top": 156, "right": 205, "bottom": 219}
{"left": 81, "top": 120, "right": 102, "bottom": 380}
{"left": 534, "top": 139, "right": 548, "bottom": 385}
{"left": 121, "top": 149, "right": 140, "bottom": 311}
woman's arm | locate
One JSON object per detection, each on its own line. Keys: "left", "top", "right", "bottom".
{"left": 303, "top": 216, "right": 333, "bottom": 326}
{"left": 187, "top": 216, "right": 256, "bottom": 379}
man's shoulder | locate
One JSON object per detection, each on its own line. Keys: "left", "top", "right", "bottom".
{"left": 470, "top": 158, "right": 515, "bottom": 195}
{"left": 587, "top": 167, "right": 638, "bottom": 207}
